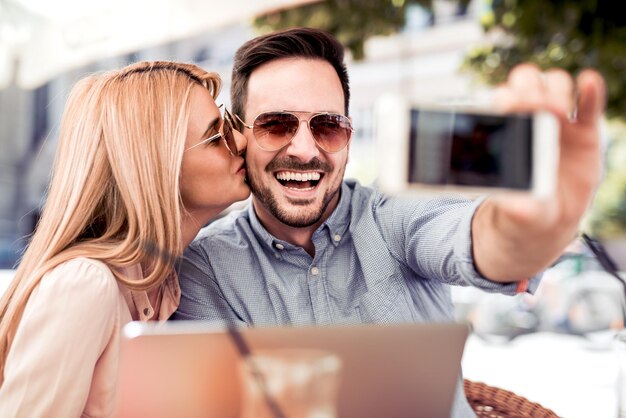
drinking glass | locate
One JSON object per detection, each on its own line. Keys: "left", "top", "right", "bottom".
{"left": 239, "top": 349, "right": 342, "bottom": 418}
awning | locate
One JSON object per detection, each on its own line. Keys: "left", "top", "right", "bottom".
{"left": 0, "top": 0, "right": 319, "bottom": 89}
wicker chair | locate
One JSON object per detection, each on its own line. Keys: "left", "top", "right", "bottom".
{"left": 464, "top": 379, "right": 560, "bottom": 418}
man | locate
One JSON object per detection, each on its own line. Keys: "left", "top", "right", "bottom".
{"left": 173, "top": 28, "right": 605, "bottom": 416}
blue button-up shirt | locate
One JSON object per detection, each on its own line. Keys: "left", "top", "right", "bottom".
{"left": 174, "top": 179, "right": 539, "bottom": 417}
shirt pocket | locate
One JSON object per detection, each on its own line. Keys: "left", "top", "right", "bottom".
{"left": 356, "top": 275, "right": 416, "bottom": 323}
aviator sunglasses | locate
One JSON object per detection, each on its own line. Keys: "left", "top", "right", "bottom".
{"left": 235, "top": 110, "right": 354, "bottom": 153}
{"left": 186, "top": 107, "right": 239, "bottom": 156}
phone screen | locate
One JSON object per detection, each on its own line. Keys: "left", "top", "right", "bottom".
{"left": 408, "top": 109, "right": 533, "bottom": 189}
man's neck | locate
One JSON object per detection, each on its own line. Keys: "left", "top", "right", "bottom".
{"left": 265, "top": 219, "right": 318, "bottom": 256}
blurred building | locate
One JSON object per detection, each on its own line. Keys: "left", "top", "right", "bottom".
{"left": 0, "top": 2, "right": 486, "bottom": 268}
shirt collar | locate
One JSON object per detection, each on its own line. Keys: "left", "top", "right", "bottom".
{"left": 321, "top": 181, "right": 352, "bottom": 246}
{"left": 117, "top": 263, "right": 181, "bottom": 321}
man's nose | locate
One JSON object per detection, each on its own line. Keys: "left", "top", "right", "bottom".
{"left": 283, "top": 120, "right": 320, "bottom": 161}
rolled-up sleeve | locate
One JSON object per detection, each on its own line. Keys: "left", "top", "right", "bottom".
{"left": 449, "top": 197, "right": 541, "bottom": 294}
{"left": 378, "top": 194, "right": 541, "bottom": 295}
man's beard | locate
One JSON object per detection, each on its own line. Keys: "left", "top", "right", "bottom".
{"left": 246, "top": 157, "right": 343, "bottom": 228}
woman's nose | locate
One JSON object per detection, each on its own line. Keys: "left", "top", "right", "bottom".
{"left": 233, "top": 129, "right": 247, "bottom": 156}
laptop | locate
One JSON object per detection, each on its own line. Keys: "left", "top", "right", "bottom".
{"left": 115, "top": 321, "right": 470, "bottom": 418}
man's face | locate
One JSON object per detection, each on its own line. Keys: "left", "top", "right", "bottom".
{"left": 242, "top": 58, "right": 349, "bottom": 228}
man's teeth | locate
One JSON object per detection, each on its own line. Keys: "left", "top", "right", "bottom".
{"left": 275, "top": 171, "right": 321, "bottom": 181}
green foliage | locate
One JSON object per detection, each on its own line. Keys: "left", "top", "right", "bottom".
{"left": 464, "top": 0, "right": 626, "bottom": 237}
{"left": 584, "top": 120, "right": 626, "bottom": 238}
{"left": 255, "top": 0, "right": 626, "bottom": 237}
{"left": 463, "top": 0, "right": 626, "bottom": 119}
{"left": 254, "top": 0, "right": 433, "bottom": 60}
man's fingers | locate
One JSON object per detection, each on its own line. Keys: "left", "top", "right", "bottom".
{"left": 574, "top": 69, "right": 606, "bottom": 126}
{"left": 507, "top": 63, "right": 543, "bottom": 89}
{"left": 491, "top": 65, "right": 605, "bottom": 126}
{"left": 542, "top": 68, "right": 575, "bottom": 119}
{"left": 491, "top": 64, "right": 543, "bottom": 112}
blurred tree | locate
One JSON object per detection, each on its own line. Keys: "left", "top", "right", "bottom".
{"left": 584, "top": 121, "right": 626, "bottom": 238}
{"left": 463, "top": 0, "right": 626, "bottom": 240}
{"left": 463, "top": 0, "right": 626, "bottom": 118}
{"left": 256, "top": 0, "right": 625, "bottom": 238}
{"left": 254, "top": 0, "right": 438, "bottom": 60}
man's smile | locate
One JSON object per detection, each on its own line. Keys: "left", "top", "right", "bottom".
{"left": 275, "top": 170, "right": 323, "bottom": 190}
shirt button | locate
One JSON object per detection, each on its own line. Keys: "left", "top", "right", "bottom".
{"left": 310, "top": 267, "right": 319, "bottom": 275}
{"left": 333, "top": 234, "right": 341, "bottom": 242}
{"left": 275, "top": 243, "right": 284, "bottom": 250}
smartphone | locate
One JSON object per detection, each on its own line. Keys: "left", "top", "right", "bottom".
{"left": 374, "top": 94, "right": 559, "bottom": 198}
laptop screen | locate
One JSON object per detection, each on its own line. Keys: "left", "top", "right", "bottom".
{"left": 115, "top": 321, "right": 470, "bottom": 418}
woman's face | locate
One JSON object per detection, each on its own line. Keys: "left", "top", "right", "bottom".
{"left": 180, "top": 85, "right": 249, "bottom": 223}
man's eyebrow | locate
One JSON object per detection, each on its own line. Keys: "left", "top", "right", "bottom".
{"left": 201, "top": 116, "right": 221, "bottom": 139}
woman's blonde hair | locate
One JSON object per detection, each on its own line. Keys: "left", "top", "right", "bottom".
{"left": 0, "top": 61, "right": 221, "bottom": 381}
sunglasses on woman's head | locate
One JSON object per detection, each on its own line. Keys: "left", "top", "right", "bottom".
{"left": 235, "top": 110, "right": 354, "bottom": 153}
{"left": 186, "top": 108, "right": 239, "bottom": 156}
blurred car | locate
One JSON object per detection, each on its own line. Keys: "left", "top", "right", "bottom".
{"left": 452, "top": 254, "right": 624, "bottom": 341}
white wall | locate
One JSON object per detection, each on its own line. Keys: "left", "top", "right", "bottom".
{"left": 0, "top": 270, "right": 13, "bottom": 295}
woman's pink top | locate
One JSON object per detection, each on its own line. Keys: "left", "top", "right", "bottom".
{"left": 0, "top": 257, "right": 180, "bottom": 417}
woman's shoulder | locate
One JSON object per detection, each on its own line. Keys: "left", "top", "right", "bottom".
{"left": 46, "top": 257, "right": 115, "bottom": 279}
{"left": 39, "top": 257, "right": 121, "bottom": 301}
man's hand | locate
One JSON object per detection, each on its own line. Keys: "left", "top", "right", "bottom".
{"left": 472, "top": 64, "right": 606, "bottom": 282}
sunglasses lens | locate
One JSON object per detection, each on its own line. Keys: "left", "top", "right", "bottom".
{"left": 253, "top": 112, "right": 300, "bottom": 151}
{"left": 309, "top": 114, "right": 351, "bottom": 152}
{"left": 224, "top": 112, "right": 238, "bottom": 154}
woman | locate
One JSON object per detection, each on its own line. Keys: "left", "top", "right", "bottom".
{"left": 0, "top": 61, "right": 249, "bottom": 416}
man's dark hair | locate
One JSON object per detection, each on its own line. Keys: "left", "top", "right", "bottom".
{"left": 231, "top": 27, "right": 350, "bottom": 122}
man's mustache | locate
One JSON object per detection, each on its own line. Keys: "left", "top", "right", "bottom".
{"left": 263, "top": 157, "right": 332, "bottom": 173}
